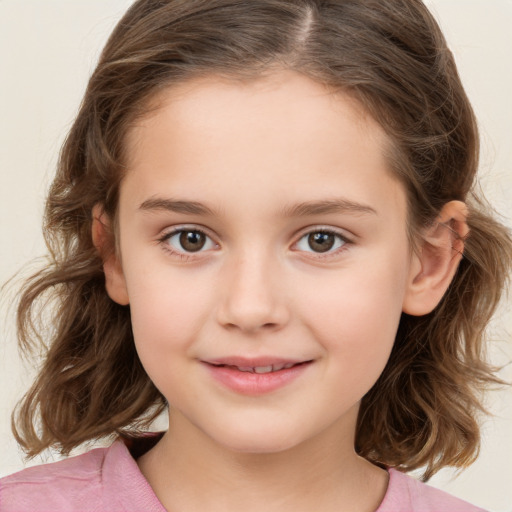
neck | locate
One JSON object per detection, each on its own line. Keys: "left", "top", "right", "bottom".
{"left": 137, "top": 408, "right": 388, "bottom": 512}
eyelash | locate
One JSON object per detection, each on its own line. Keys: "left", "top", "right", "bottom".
{"left": 158, "top": 227, "right": 215, "bottom": 260}
{"left": 293, "top": 228, "right": 351, "bottom": 258}
{"left": 157, "top": 226, "right": 352, "bottom": 260}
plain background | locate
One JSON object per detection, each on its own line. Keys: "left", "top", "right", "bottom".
{"left": 0, "top": 1, "right": 511, "bottom": 510}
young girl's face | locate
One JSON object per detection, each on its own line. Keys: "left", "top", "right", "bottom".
{"left": 107, "top": 70, "right": 419, "bottom": 454}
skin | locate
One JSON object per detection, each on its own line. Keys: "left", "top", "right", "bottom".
{"left": 94, "top": 69, "right": 467, "bottom": 512}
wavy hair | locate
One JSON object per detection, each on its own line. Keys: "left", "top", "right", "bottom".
{"left": 12, "top": 0, "right": 511, "bottom": 480}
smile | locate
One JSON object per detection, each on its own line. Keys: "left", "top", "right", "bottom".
{"left": 202, "top": 358, "right": 313, "bottom": 395}
{"left": 211, "top": 362, "right": 298, "bottom": 374}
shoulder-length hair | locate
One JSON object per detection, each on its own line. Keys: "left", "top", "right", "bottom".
{"left": 13, "top": 0, "right": 511, "bottom": 480}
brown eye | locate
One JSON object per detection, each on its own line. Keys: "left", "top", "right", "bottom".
{"left": 307, "top": 232, "right": 335, "bottom": 253}
{"left": 295, "top": 230, "right": 347, "bottom": 255}
{"left": 179, "top": 231, "right": 207, "bottom": 252}
{"left": 163, "top": 229, "right": 215, "bottom": 255}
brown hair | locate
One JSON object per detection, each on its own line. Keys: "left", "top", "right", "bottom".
{"left": 12, "top": 0, "right": 511, "bottom": 480}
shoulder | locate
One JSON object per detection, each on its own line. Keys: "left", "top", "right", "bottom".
{"left": 0, "top": 440, "right": 164, "bottom": 512}
{"left": 377, "top": 468, "right": 488, "bottom": 512}
{"left": 0, "top": 446, "right": 109, "bottom": 511}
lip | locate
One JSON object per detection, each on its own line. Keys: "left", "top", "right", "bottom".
{"left": 201, "top": 357, "right": 313, "bottom": 396}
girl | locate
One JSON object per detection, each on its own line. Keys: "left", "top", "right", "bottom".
{"left": 1, "top": 0, "right": 511, "bottom": 511}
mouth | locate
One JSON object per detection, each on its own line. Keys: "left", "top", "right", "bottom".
{"left": 202, "top": 358, "right": 313, "bottom": 395}
{"left": 207, "top": 361, "right": 309, "bottom": 374}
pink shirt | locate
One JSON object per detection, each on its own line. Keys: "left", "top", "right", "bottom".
{"left": 1, "top": 439, "right": 487, "bottom": 511}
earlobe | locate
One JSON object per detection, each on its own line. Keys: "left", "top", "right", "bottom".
{"left": 402, "top": 201, "right": 468, "bottom": 316}
{"left": 92, "top": 204, "right": 130, "bottom": 306}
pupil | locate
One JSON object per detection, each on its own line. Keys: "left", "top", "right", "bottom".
{"left": 308, "top": 232, "right": 334, "bottom": 253}
{"left": 180, "top": 231, "right": 206, "bottom": 252}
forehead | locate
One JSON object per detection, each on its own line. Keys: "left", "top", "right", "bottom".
{"left": 126, "top": 69, "right": 386, "bottom": 161}
{"left": 121, "top": 70, "right": 406, "bottom": 224}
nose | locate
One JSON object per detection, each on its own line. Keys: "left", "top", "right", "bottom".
{"left": 216, "top": 251, "right": 290, "bottom": 333}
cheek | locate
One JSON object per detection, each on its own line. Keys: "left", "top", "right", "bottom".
{"left": 299, "top": 255, "right": 408, "bottom": 373}
{"left": 126, "top": 274, "right": 210, "bottom": 401}
{"left": 125, "top": 268, "right": 215, "bottom": 364}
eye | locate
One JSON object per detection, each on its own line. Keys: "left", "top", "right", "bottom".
{"left": 295, "top": 230, "right": 347, "bottom": 254}
{"left": 162, "top": 229, "right": 216, "bottom": 254}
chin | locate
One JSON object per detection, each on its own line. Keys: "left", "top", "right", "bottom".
{"left": 223, "top": 439, "right": 299, "bottom": 455}
{"left": 209, "top": 423, "right": 308, "bottom": 455}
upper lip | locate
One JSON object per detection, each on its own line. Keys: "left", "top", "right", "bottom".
{"left": 202, "top": 356, "right": 311, "bottom": 369}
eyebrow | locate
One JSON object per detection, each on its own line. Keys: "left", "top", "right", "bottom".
{"left": 139, "top": 197, "right": 216, "bottom": 216}
{"left": 138, "top": 196, "right": 377, "bottom": 217}
{"left": 281, "top": 198, "right": 377, "bottom": 217}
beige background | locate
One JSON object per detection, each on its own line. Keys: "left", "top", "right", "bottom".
{"left": 1, "top": 1, "right": 511, "bottom": 510}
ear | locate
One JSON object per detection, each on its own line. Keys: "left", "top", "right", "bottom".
{"left": 402, "top": 200, "right": 468, "bottom": 316}
{"left": 92, "top": 204, "right": 129, "bottom": 306}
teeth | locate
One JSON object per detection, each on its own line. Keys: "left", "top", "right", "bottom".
{"left": 231, "top": 363, "right": 297, "bottom": 374}
{"left": 236, "top": 366, "right": 255, "bottom": 373}
{"left": 254, "top": 365, "right": 274, "bottom": 374}
{"left": 219, "top": 362, "right": 300, "bottom": 373}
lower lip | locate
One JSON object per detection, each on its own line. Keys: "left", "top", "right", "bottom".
{"left": 203, "top": 362, "right": 312, "bottom": 396}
